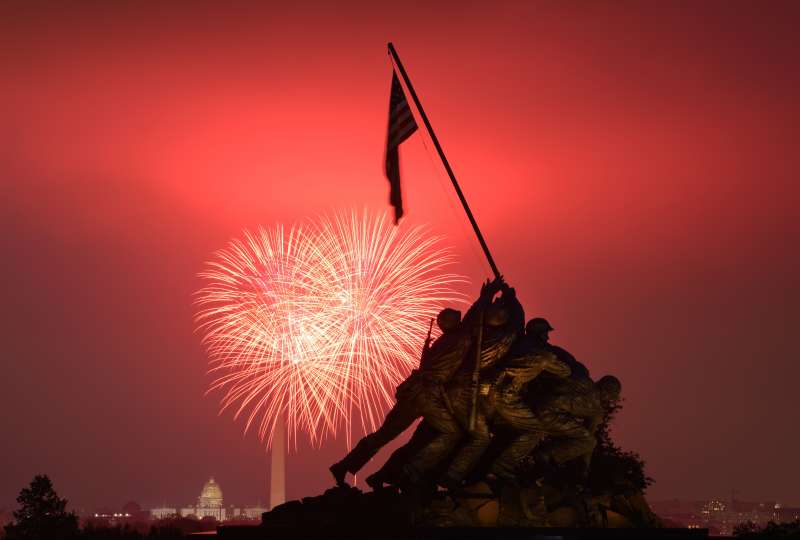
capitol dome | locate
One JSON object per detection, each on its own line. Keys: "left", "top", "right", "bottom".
{"left": 197, "top": 477, "right": 223, "bottom": 508}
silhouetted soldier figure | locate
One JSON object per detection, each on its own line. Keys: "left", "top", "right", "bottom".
{"left": 430, "top": 281, "right": 526, "bottom": 489}
{"left": 496, "top": 317, "right": 597, "bottom": 480}
{"left": 524, "top": 317, "right": 589, "bottom": 381}
{"left": 529, "top": 375, "right": 622, "bottom": 478}
{"left": 329, "top": 279, "right": 503, "bottom": 486}
{"left": 492, "top": 374, "right": 620, "bottom": 526}
{"left": 487, "top": 349, "right": 572, "bottom": 482}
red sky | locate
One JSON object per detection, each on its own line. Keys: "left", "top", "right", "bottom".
{"left": 1, "top": 1, "right": 799, "bottom": 511}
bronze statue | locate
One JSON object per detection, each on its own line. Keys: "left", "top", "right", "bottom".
{"left": 484, "top": 317, "right": 592, "bottom": 480}
{"left": 321, "top": 293, "right": 654, "bottom": 528}
{"left": 527, "top": 374, "right": 622, "bottom": 479}
{"left": 329, "top": 278, "right": 503, "bottom": 486}
{"left": 297, "top": 296, "right": 664, "bottom": 529}
{"left": 487, "top": 349, "right": 572, "bottom": 482}
{"left": 524, "top": 317, "right": 590, "bottom": 381}
{"left": 429, "top": 282, "right": 526, "bottom": 489}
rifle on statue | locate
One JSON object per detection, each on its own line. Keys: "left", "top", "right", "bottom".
{"left": 423, "top": 317, "right": 434, "bottom": 353}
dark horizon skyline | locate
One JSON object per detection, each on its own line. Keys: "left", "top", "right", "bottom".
{"left": 5, "top": 477, "right": 795, "bottom": 516}
{"left": 2, "top": 0, "right": 798, "bottom": 511}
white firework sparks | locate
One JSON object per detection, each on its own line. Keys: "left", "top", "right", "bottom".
{"left": 195, "top": 209, "right": 467, "bottom": 448}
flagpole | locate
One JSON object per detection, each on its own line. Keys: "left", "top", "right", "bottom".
{"left": 387, "top": 42, "right": 501, "bottom": 280}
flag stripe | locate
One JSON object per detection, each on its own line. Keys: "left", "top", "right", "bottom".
{"left": 388, "top": 108, "right": 416, "bottom": 146}
{"left": 384, "top": 71, "right": 418, "bottom": 223}
{"left": 388, "top": 120, "right": 417, "bottom": 148}
{"left": 390, "top": 108, "right": 413, "bottom": 130}
{"left": 389, "top": 114, "right": 414, "bottom": 140}
{"left": 391, "top": 102, "right": 412, "bottom": 117}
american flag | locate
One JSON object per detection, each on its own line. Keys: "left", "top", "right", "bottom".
{"left": 385, "top": 71, "right": 418, "bottom": 223}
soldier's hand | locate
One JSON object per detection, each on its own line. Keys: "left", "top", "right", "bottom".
{"left": 479, "top": 278, "right": 491, "bottom": 295}
{"left": 488, "top": 275, "right": 505, "bottom": 294}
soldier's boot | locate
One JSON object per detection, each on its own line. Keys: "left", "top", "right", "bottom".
{"left": 365, "top": 472, "right": 385, "bottom": 491}
{"left": 329, "top": 431, "right": 387, "bottom": 486}
{"left": 329, "top": 461, "right": 348, "bottom": 487}
{"left": 520, "top": 487, "right": 548, "bottom": 524}
{"left": 397, "top": 468, "right": 424, "bottom": 502}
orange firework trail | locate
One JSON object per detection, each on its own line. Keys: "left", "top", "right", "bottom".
{"left": 195, "top": 210, "right": 467, "bottom": 449}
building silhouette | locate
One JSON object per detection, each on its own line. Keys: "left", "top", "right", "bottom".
{"left": 150, "top": 477, "right": 267, "bottom": 522}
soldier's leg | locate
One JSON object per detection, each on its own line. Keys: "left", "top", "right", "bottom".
{"left": 332, "top": 399, "right": 419, "bottom": 480}
{"left": 490, "top": 431, "right": 545, "bottom": 480}
{"left": 441, "top": 405, "right": 491, "bottom": 486}
{"left": 495, "top": 391, "right": 542, "bottom": 432}
{"left": 536, "top": 419, "right": 597, "bottom": 471}
{"left": 533, "top": 420, "right": 598, "bottom": 524}
{"left": 442, "top": 388, "right": 493, "bottom": 487}
{"left": 490, "top": 392, "right": 546, "bottom": 480}
{"left": 367, "top": 421, "right": 437, "bottom": 489}
{"left": 402, "top": 389, "right": 464, "bottom": 481}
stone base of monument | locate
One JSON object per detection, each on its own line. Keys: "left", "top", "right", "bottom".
{"left": 215, "top": 485, "right": 709, "bottom": 539}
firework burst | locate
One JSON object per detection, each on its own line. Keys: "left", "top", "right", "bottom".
{"left": 195, "top": 210, "right": 466, "bottom": 448}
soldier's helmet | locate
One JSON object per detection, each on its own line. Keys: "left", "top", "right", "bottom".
{"left": 484, "top": 302, "right": 509, "bottom": 327}
{"left": 436, "top": 308, "right": 462, "bottom": 332}
{"left": 596, "top": 375, "right": 622, "bottom": 400}
{"left": 526, "top": 317, "right": 554, "bottom": 336}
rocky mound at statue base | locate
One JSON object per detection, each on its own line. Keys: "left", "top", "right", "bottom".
{"left": 260, "top": 483, "right": 664, "bottom": 529}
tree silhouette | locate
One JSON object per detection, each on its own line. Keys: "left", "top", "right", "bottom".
{"left": 4, "top": 475, "right": 79, "bottom": 540}
{"left": 588, "top": 399, "right": 654, "bottom": 494}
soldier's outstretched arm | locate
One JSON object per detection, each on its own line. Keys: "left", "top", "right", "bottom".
{"left": 538, "top": 354, "right": 572, "bottom": 379}
{"left": 504, "top": 353, "right": 571, "bottom": 383}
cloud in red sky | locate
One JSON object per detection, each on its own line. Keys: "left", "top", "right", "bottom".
{"left": 1, "top": 1, "right": 798, "bottom": 510}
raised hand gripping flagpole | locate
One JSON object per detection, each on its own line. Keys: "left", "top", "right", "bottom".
{"left": 387, "top": 42, "right": 501, "bottom": 281}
